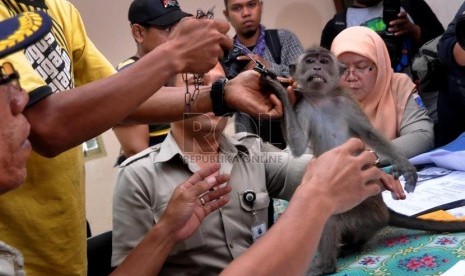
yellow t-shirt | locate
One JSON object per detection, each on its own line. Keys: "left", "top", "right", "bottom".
{"left": 0, "top": 1, "right": 115, "bottom": 275}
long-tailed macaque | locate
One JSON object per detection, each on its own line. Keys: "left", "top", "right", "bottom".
{"left": 260, "top": 46, "right": 465, "bottom": 275}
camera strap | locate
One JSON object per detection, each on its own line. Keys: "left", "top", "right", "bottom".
{"left": 264, "top": 29, "right": 281, "bottom": 64}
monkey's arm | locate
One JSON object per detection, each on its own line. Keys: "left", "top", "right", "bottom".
{"left": 263, "top": 76, "right": 310, "bottom": 156}
{"left": 344, "top": 98, "right": 417, "bottom": 192}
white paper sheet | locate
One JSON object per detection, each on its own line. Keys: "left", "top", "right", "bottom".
{"left": 383, "top": 167, "right": 465, "bottom": 216}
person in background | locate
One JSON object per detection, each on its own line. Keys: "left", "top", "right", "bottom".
{"left": 113, "top": 0, "right": 191, "bottom": 165}
{"left": 436, "top": 1, "right": 465, "bottom": 146}
{"left": 222, "top": 0, "right": 305, "bottom": 222}
{"left": 321, "top": 0, "right": 444, "bottom": 73}
{"left": 331, "top": 26, "right": 434, "bottom": 160}
{"left": 223, "top": 0, "right": 304, "bottom": 149}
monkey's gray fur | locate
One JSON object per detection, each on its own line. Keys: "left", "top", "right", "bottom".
{"left": 260, "top": 46, "right": 465, "bottom": 275}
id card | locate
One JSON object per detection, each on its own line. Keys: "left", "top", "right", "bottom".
{"left": 251, "top": 222, "right": 267, "bottom": 241}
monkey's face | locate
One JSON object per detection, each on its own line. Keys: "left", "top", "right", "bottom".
{"left": 293, "top": 48, "right": 339, "bottom": 94}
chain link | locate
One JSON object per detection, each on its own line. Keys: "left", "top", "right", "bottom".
{"left": 183, "top": 7, "right": 215, "bottom": 114}
{"left": 183, "top": 73, "right": 202, "bottom": 114}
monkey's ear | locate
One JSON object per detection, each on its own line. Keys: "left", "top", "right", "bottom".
{"left": 289, "top": 64, "right": 296, "bottom": 76}
{"left": 338, "top": 62, "right": 347, "bottom": 77}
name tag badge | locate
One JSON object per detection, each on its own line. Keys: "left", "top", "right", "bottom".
{"left": 251, "top": 222, "right": 267, "bottom": 241}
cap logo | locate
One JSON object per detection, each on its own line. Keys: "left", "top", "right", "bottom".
{"left": 0, "top": 12, "right": 44, "bottom": 53}
{"left": 162, "top": 0, "right": 180, "bottom": 8}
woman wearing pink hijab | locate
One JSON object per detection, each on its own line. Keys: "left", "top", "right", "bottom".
{"left": 331, "top": 26, "right": 434, "bottom": 158}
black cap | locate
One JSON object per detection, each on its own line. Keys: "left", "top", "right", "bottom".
{"left": 128, "top": 0, "right": 192, "bottom": 27}
{"left": 0, "top": 11, "right": 52, "bottom": 59}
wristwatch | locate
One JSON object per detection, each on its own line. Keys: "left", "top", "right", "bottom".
{"left": 210, "top": 78, "right": 235, "bottom": 116}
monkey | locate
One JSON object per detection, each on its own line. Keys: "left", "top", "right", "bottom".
{"left": 257, "top": 46, "right": 465, "bottom": 275}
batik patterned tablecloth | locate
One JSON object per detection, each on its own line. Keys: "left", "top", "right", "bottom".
{"left": 330, "top": 226, "right": 465, "bottom": 276}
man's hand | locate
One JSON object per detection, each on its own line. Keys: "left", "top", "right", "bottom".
{"left": 299, "top": 138, "right": 389, "bottom": 215}
{"left": 379, "top": 172, "right": 406, "bottom": 200}
{"left": 224, "top": 70, "right": 283, "bottom": 118}
{"left": 388, "top": 11, "right": 421, "bottom": 42}
{"left": 159, "top": 163, "right": 231, "bottom": 242}
{"left": 168, "top": 18, "right": 233, "bottom": 74}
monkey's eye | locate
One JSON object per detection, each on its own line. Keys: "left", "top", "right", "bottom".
{"left": 320, "top": 58, "right": 329, "bottom": 64}
{"left": 304, "top": 58, "right": 315, "bottom": 64}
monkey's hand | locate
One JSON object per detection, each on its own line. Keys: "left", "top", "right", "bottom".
{"left": 391, "top": 158, "right": 418, "bottom": 193}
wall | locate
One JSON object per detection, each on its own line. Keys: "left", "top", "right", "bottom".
{"left": 71, "top": 0, "right": 337, "bottom": 66}
{"left": 425, "top": 0, "right": 462, "bottom": 29}
{"left": 71, "top": 0, "right": 463, "bottom": 235}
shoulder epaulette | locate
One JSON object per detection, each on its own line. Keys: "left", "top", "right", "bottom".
{"left": 119, "top": 145, "right": 161, "bottom": 167}
{"left": 116, "top": 56, "right": 139, "bottom": 71}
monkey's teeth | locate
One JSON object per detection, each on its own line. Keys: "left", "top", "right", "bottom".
{"left": 312, "top": 77, "right": 325, "bottom": 83}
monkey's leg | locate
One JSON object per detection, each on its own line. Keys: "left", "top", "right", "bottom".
{"left": 307, "top": 218, "right": 340, "bottom": 276}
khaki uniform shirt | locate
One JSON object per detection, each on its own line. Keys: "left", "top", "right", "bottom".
{"left": 112, "top": 132, "right": 311, "bottom": 275}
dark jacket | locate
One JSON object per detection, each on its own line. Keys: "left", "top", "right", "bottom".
{"left": 436, "top": 2, "right": 465, "bottom": 146}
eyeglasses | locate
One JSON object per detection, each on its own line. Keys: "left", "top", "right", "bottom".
{"left": 0, "top": 62, "right": 21, "bottom": 90}
{"left": 342, "top": 63, "right": 376, "bottom": 78}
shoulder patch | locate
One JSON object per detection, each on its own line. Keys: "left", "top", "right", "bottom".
{"left": 412, "top": 92, "right": 426, "bottom": 110}
{"left": 0, "top": 11, "right": 52, "bottom": 59}
{"left": 116, "top": 56, "right": 138, "bottom": 71}
{"left": 119, "top": 146, "right": 160, "bottom": 167}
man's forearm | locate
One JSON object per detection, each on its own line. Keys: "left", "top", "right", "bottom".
{"left": 26, "top": 43, "right": 181, "bottom": 157}
{"left": 125, "top": 85, "right": 213, "bottom": 124}
{"left": 110, "top": 220, "right": 177, "bottom": 276}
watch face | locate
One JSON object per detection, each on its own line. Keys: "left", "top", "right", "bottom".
{"left": 15, "top": 0, "right": 48, "bottom": 9}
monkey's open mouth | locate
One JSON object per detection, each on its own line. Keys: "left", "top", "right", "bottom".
{"left": 308, "top": 75, "right": 327, "bottom": 83}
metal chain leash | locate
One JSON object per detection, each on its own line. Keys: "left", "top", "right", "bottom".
{"left": 184, "top": 7, "right": 215, "bottom": 114}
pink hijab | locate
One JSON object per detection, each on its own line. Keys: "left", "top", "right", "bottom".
{"left": 331, "top": 26, "right": 415, "bottom": 140}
